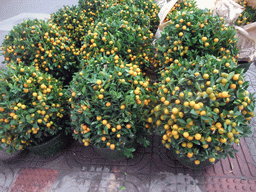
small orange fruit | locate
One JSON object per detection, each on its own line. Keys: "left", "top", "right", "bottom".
{"left": 187, "top": 152, "right": 193, "bottom": 158}
{"left": 183, "top": 132, "right": 189, "bottom": 138}
{"left": 126, "top": 124, "right": 131, "bottom": 129}
{"left": 96, "top": 80, "right": 102, "bottom": 85}
{"left": 232, "top": 74, "right": 239, "bottom": 81}
{"left": 214, "top": 38, "right": 219, "bottom": 42}
{"left": 195, "top": 133, "right": 202, "bottom": 140}
{"left": 202, "top": 37, "right": 207, "bottom": 42}
{"left": 110, "top": 144, "right": 115, "bottom": 150}
{"left": 116, "top": 125, "right": 121, "bottom": 130}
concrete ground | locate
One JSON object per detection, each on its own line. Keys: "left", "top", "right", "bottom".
{"left": 0, "top": 0, "right": 79, "bottom": 22}
{"left": 0, "top": 0, "right": 256, "bottom": 191}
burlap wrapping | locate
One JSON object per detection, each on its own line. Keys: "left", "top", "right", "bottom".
{"left": 233, "top": 0, "right": 256, "bottom": 9}
{"left": 215, "top": 0, "right": 245, "bottom": 24}
{"left": 235, "top": 22, "right": 256, "bottom": 61}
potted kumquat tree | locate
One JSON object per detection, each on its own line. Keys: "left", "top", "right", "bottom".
{"left": 0, "top": 64, "right": 70, "bottom": 158}
{"left": 148, "top": 55, "right": 255, "bottom": 169}
{"left": 147, "top": 2, "right": 256, "bottom": 169}
{"left": 69, "top": 55, "right": 152, "bottom": 159}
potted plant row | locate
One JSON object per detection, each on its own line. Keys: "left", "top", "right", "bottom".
{"left": 0, "top": 0, "right": 255, "bottom": 169}
{"left": 0, "top": 0, "right": 161, "bottom": 160}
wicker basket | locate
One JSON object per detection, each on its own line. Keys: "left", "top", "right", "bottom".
{"left": 235, "top": 22, "right": 256, "bottom": 62}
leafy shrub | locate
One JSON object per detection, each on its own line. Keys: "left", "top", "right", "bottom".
{"left": 80, "top": 18, "right": 155, "bottom": 71}
{"left": 155, "top": 8, "right": 239, "bottom": 70}
{"left": 119, "top": 0, "right": 160, "bottom": 34}
{"left": 78, "top": 0, "right": 111, "bottom": 19}
{"left": 165, "top": 0, "right": 197, "bottom": 23}
{"left": 49, "top": 5, "right": 91, "bottom": 47}
{"left": 97, "top": 4, "right": 150, "bottom": 28}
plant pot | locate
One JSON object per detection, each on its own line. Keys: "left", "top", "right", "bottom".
{"left": 168, "top": 146, "right": 218, "bottom": 170}
{"left": 0, "top": 145, "right": 23, "bottom": 161}
{"left": 237, "top": 60, "right": 252, "bottom": 73}
{"left": 92, "top": 141, "right": 137, "bottom": 161}
{"left": 27, "top": 130, "right": 72, "bottom": 157}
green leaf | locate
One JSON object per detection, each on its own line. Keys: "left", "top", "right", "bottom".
{"left": 228, "top": 151, "right": 235, "bottom": 158}
{"left": 82, "top": 86, "right": 86, "bottom": 94}
{"left": 195, "top": 82, "right": 202, "bottom": 92}
{"left": 177, "top": 119, "right": 186, "bottom": 126}
{"left": 119, "top": 186, "right": 126, "bottom": 191}
{"left": 10, "top": 120, "right": 16, "bottom": 125}
{"left": 192, "top": 140, "right": 200, "bottom": 145}
{"left": 71, "top": 115, "right": 77, "bottom": 121}
{"left": 190, "top": 109, "right": 198, "bottom": 116}
{"left": 235, "top": 115, "right": 244, "bottom": 122}
{"left": 95, "top": 137, "right": 102, "bottom": 143}
{"left": 216, "top": 77, "right": 222, "bottom": 84}
{"left": 227, "top": 71, "right": 235, "bottom": 81}
{"left": 178, "top": 78, "right": 186, "bottom": 85}
{"left": 25, "top": 115, "right": 31, "bottom": 121}
{"left": 83, "top": 132, "right": 90, "bottom": 138}
{"left": 227, "top": 125, "right": 232, "bottom": 132}
{"left": 235, "top": 126, "right": 244, "bottom": 134}
{"left": 104, "top": 126, "right": 109, "bottom": 135}
{"left": 201, "top": 115, "right": 212, "bottom": 121}
{"left": 203, "top": 93, "right": 208, "bottom": 99}
{"left": 28, "top": 109, "right": 35, "bottom": 113}
{"left": 104, "top": 83, "right": 110, "bottom": 90}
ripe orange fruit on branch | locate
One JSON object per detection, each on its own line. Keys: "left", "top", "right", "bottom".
{"left": 110, "top": 144, "right": 115, "bottom": 150}
{"left": 202, "top": 37, "right": 207, "bottom": 42}
{"left": 195, "top": 133, "right": 201, "bottom": 140}
{"left": 172, "top": 108, "right": 179, "bottom": 114}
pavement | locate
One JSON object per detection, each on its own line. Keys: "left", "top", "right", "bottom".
{"left": 0, "top": 0, "right": 256, "bottom": 192}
